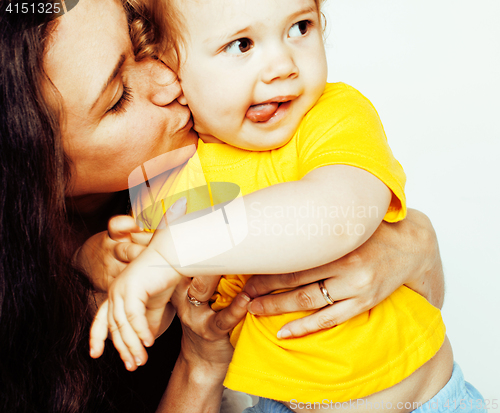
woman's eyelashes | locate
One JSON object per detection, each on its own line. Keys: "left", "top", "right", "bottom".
{"left": 224, "top": 38, "right": 253, "bottom": 55}
{"left": 288, "top": 20, "right": 312, "bottom": 37}
{"left": 108, "top": 85, "right": 133, "bottom": 115}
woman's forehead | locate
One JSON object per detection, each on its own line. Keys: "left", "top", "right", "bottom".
{"left": 47, "top": 0, "right": 129, "bottom": 59}
{"left": 49, "top": 0, "right": 127, "bottom": 39}
{"left": 44, "top": 0, "right": 131, "bottom": 114}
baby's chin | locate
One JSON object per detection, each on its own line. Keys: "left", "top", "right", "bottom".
{"left": 198, "top": 133, "right": 225, "bottom": 145}
{"left": 248, "top": 122, "right": 301, "bottom": 151}
{"left": 225, "top": 132, "right": 295, "bottom": 152}
{"left": 196, "top": 128, "right": 293, "bottom": 151}
{"left": 196, "top": 120, "right": 297, "bottom": 151}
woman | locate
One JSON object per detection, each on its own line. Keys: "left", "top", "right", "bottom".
{"left": 0, "top": 0, "right": 445, "bottom": 412}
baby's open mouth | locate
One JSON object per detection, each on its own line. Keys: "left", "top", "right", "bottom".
{"left": 246, "top": 101, "right": 289, "bottom": 123}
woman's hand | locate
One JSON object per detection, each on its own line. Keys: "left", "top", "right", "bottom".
{"left": 157, "top": 278, "right": 249, "bottom": 413}
{"left": 74, "top": 215, "right": 147, "bottom": 293}
{"left": 241, "top": 209, "right": 444, "bottom": 338}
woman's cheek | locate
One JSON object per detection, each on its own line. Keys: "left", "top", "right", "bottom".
{"left": 118, "top": 112, "right": 153, "bottom": 149}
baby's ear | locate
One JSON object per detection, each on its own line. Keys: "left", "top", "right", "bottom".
{"left": 178, "top": 93, "right": 188, "bottom": 106}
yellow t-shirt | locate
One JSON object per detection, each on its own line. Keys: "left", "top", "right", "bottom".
{"left": 133, "top": 83, "right": 445, "bottom": 403}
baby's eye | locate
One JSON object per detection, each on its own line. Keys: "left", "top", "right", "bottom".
{"left": 224, "top": 38, "right": 253, "bottom": 55}
{"left": 288, "top": 20, "right": 310, "bottom": 37}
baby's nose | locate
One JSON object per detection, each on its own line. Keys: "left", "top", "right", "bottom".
{"left": 261, "top": 46, "right": 299, "bottom": 84}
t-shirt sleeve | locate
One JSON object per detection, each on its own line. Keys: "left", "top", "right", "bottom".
{"left": 296, "top": 83, "right": 406, "bottom": 222}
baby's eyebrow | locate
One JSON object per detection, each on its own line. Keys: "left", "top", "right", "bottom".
{"left": 203, "top": 25, "right": 250, "bottom": 46}
{"left": 203, "top": 4, "right": 318, "bottom": 47}
{"left": 204, "top": 5, "right": 318, "bottom": 45}
{"left": 288, "top": 5, "right": 318, "bottom": 21}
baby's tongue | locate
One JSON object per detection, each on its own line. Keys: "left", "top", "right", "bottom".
{"left": 246, "top": 102, "right": 279, "bottom": 123}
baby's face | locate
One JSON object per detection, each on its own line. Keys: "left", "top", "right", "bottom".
{"left": 176, "top": 0, "right": 328, "bottom": 151}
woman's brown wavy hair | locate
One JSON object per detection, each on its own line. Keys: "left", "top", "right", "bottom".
{"left": 0, "top": 1, "right": 166, "bottom": 411}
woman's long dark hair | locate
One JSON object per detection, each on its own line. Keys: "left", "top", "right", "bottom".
{"left": 0, "top": 1, "right": 173, "bottom": 411}
{"left": 0, "top": 2, "right": 105, "bottom": 412}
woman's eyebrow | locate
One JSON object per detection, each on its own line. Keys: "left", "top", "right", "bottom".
{"left": 90, "top": 54, "right": 126, "bottom": 111}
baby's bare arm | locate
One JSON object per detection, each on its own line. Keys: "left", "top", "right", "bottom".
{"left": 149, "top": 165, "right": 391, "bottom": 277}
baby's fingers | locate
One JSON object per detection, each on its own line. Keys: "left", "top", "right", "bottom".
{"left": 111, "top": 297, "right": 151, "bottom": 369}
{"left": 107, "top": 299, "right": 144, "bottom": 371}
{"left": 89, "top": 299, "right": 110, "bottom": 359}
{"left": 123, "top": 295, "right": 156, "bottom": 348}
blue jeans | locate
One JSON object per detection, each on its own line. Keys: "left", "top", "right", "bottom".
{"left": 413, "top": 363, "right": 487, "bottom": 413}
{"left": 242, "top": 363, "right": 487, "bottom": 412}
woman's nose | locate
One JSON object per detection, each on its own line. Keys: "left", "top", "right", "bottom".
{"left": 147, "top": 60, "right": 182, "bottom": 107}
{"left": 260, "top": 44, "right": 299, "bottom": 84}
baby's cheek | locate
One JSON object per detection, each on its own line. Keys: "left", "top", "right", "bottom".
{"left": 192, "top": 118, "right": 204, "bottom": 134}
{"left": 189, "top": 99, "right": 221, "bottom": 134}
{"left": 190, "top": 111, "right": 212, "bottom": 136}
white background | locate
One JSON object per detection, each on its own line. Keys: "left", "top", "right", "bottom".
{"left": 322, "top": 0, "right": 499, "bottom": 406}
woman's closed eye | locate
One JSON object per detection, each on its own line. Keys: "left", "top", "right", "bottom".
{"left": 224, "top": 38, "right": 253, "bottom": 55}
{"left": 288, "top": 20, "right": 312, "bottom": 37}
{"left": 108, "top": 85, "right": 133, "bottom": 115}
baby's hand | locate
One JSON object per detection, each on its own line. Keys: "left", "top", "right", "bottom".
{"left": 90, "top": 248, "right": 182, "bottom": 370}
{"left": 75, "top": 216, "right": 147, "bottom": 292}
{"left": 89, "top": 198, "right": 187, "bottom": 370}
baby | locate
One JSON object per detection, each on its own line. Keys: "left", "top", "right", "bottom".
{"left": 87, "top": 0, "right": 454, "bottom": 410}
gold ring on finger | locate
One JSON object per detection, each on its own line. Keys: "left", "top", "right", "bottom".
{"left": 186, "top": 289, "right": 209, "bottom": 307}
{"left": 318, "top": 280, "right": 334, "bottom": 305}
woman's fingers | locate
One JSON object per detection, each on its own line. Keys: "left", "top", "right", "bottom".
{"left": 277, "top": 299, "right": 367, "bottom": 338}
{"left": 172, "top": 278, "right": 245, "bottom": 367}
{"left": 172, "top": 278, "right": 247, "bottom": 337}
{"left": 108, "top": 215, "right": 142, "bottom": 242}
{"left": 244, "top": 266, "right": 333, "bottom": 298}
{"left": 247, "top": 277, "right": 351, "bottom": 316}
{"left": 170, "top": 277, "right": 193, "bottom": 310}
{"left": 189, "top": 275, "right": 221, "bottom": 303}
{"left": 114, "top": 242, "right": 146, "bottom": 263}
{"left": 247, "top": 282, "right": 325, "bottom": 315}
{"left": 210, "top": 292, "right": 250, "bottom": 333}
